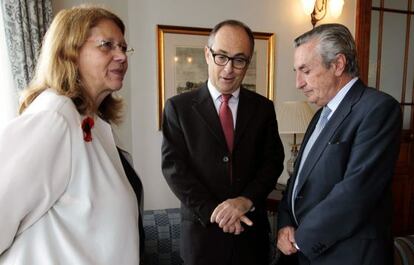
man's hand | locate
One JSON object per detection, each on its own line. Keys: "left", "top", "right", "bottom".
{"left": 210, "top": 197, "right": 253, "bottom": 231}
{"left": 221, "top": 219, "right": 245, "bottom": 235}
{"left": 277, "top": 226, "right": 298, "bottom": 255}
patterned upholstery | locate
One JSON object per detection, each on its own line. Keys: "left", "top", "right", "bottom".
{"left": 394, "top": 235, "right": 414, "bottom": 265}
{"left": 142, "top": 208, "right": 183, "bottom": 265}
{"left": 143, "top": 209, "right": 414, "bottom": 265}
{"left": 142, "top": 208, "right": 282, "bottom": 265}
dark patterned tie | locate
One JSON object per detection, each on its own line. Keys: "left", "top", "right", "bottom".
{"left": 219, "top": 94, "right": 234, "bottom": 153}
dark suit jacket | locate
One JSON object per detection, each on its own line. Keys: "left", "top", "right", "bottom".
{"left": 117, "top": 148, "right": 145, "bottom": 264}
{"left": 161, "top": 83, "right": 284, "bottom": 265}
{"left": 277, "top": 79, "right": 402, "bottom": 265}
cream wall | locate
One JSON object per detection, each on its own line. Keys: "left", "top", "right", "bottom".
{"left": 52, "top": 0, "right": 356, "bottom": 210}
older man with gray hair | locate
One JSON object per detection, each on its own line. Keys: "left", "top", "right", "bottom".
{"left": 277, "top": 23, "right": 401, "bottom": 265}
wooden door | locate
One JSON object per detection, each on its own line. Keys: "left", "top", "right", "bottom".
{"left": 356, "top": 0, "right": 414, "bottom": 236}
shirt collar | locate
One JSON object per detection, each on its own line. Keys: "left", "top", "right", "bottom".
{"left": 326, "top": 77, "right": 358, "bottom": 117}
{"left": 207, "top": 79, "right": 240, "bottom": 101}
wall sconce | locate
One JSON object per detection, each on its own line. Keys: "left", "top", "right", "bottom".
{"left": 301, "top": 0, "right": 344, "bottom": 28}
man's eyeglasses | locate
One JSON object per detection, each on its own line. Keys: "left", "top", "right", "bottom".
{"left": 209, "top": 47, "right": 249, "bottom": 69}
{"left": 96, "top": 40, "right": 134, "bottom": 55}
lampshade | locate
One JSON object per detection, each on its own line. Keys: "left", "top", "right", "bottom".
{"left": 301, "top": 0, "right": 345, "bottom": 27}
{"left": 301, "top": 0, "right": 317, "bottom": 15}
{"left": 277, "top": 101, "right": 314, "bottom": 134}
{"left": 329, "top": 0, "right": 344, "bottom": 18}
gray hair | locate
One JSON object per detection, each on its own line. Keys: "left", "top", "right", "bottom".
{"left": 207, "top": 19, "right": 255, "bottom": 57}
{"left": 294, "top": 23, "right": 359, "bottom": 77}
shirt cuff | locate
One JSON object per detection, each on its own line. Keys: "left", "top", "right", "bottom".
{"left": 293, "top": 242, "right": 300, "bottom": 250}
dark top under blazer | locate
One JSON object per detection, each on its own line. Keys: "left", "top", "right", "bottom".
{"left": 117, "top": 148, "right": 145, "bottom": 262}
{"left": 277, "top": 79, "right": 402, "bottom": 265}
{"left": 161, "top": 83, "right": 284, "bottom": 265}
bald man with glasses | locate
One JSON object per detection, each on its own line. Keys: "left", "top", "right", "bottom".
{"left": 161, "top": 20, "right": 284, "bottom": 265}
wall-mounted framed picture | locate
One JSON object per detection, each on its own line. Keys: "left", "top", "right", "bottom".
{"left": 157, "top": 24, "right": 275, "bottom": 129}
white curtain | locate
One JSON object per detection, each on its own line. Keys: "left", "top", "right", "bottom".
{"left": 0, "top": 9, "right": 18, "bottom": 129}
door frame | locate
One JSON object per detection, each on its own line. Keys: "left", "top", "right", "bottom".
{"left": 355, "top": 0, "right": 372, "bottom": 84}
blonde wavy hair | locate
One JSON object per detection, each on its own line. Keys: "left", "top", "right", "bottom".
{"left": 19, "top": 5, "right": 126, "bottom": 124}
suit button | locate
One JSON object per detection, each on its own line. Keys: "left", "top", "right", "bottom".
{"left": 222, "top": 156, "right": 229, "bottom": 163}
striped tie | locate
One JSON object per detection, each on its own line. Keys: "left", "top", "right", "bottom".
{"left": 291, "top": 106, "right": 332, "bottom": 223}
{"left": 219, "top": 94, "right": 234, "bottom": 153}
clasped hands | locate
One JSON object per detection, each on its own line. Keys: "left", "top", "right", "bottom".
{"left": 209, "top": 196, "right": 253, "bottom": 235}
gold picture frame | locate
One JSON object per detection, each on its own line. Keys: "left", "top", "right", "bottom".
{"left": 157, "top": 24, "right": 275, "bottom": 129}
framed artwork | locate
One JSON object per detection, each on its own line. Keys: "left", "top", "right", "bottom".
{"left": 157, "top": 24, "right": 275, "bottom": 129}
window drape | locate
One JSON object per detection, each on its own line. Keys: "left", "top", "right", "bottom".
{"left": 1, "top": 0, "right": 52, "bottom": 91}
{"left": 0, "top": 8, "right": 18, "bottom": 128}
{"left": 0, "top": 0, "right": 52, "bottom": 128}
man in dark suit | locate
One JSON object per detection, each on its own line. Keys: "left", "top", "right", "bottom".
{"left": 277, "top": 23, "right": 401, "bottom": 265}
{"left": 161, "top": 20, "right": 284, "bottom": 265}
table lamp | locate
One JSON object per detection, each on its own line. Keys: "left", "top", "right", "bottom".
{"left": 277, "top": 101, "right": 314, "bottom": 176}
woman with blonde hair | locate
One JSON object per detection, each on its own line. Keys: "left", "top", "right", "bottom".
{"left": 0, "top": 5, "right": 141, "bottom": 264}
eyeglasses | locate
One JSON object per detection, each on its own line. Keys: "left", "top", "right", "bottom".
{"left": 209, "top": 47, "right": 249, "bottom": 69}
{"left": 96, "top": 40, "right": 134, "bottom": 55}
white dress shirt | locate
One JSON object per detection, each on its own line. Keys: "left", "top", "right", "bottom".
{"left": 325, "top": 77, "right": 358, "bottom": 118}
{"left": 207, "top": 79, "right": 240, "bottom": 129}
{"left": 0, "top": 89, "right": 140, "bottom": 265}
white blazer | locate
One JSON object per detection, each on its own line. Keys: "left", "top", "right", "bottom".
{"left": 0, "top": 89, "right": 140, "bottom": 265}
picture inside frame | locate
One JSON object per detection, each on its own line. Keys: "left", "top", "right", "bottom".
{"left": 164, "top": 32, "right": 267, "bottom": 100}
{"left": 174, "top": 47, "right": 257, "bottom": 94}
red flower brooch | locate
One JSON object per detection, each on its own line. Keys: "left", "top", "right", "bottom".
{"left": 81, "top": 116, "right": 94, "bottom": 142}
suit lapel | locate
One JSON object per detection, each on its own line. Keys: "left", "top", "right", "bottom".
{"left": 192, "top": 84, "right": 228, "bottom": 150}
{"left": 286, "top": 111, "right": 319, "bottom": 201}
{"left": 294, "top": 79, "right": 365, "bottom": 195}
{"left": 234, "top": 88, "right": 256, "bottom": 149}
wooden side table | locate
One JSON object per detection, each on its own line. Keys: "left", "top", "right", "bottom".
{"left": 267, "top": 183, "right": 286, "bottom": 236}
